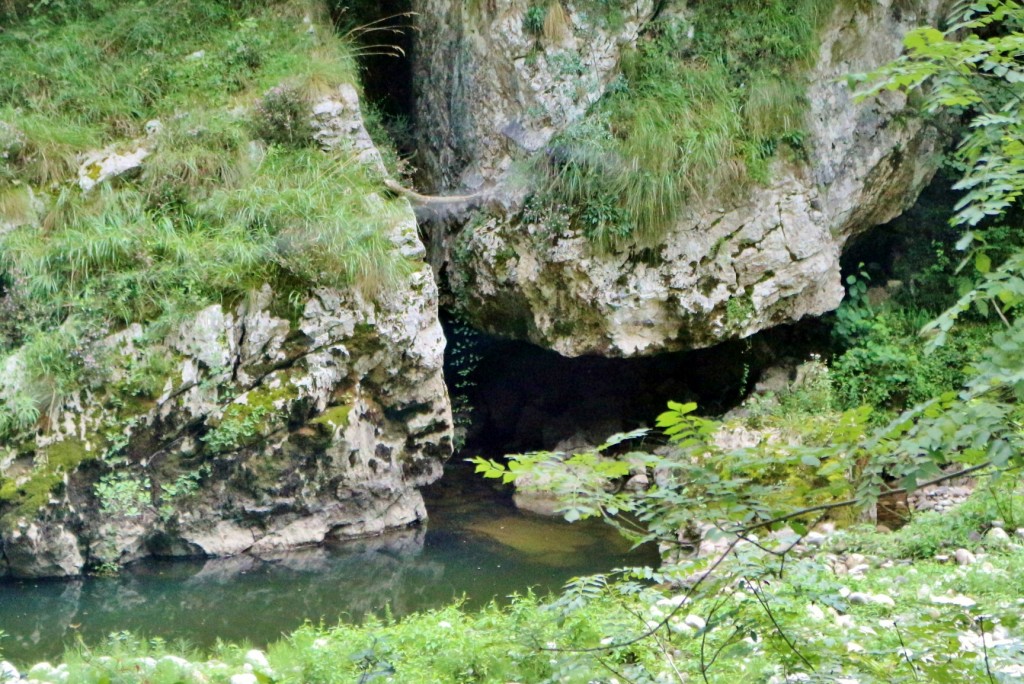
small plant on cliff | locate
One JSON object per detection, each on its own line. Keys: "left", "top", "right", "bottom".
{"left": 157, "top": 466, "right": 210, "bottom": 520}
{"left": 523, "top": 4, "right": 547, "bottom": 36}
{"left": 95, "top": 472, "right": 151, "bottom": 518}
{"left": 201, "top": 404, "right": 270, "bottom": 456}
{"left": 253, "top": 84, "right": 314, "bottom": 147}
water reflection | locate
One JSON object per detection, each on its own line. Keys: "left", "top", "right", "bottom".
{"left": 0, "top": 468, "right": 656, "bottom": 665}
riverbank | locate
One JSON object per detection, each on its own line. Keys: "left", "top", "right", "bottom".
{"left": 2, "top": 484, "right": 1023, "bottom": 682}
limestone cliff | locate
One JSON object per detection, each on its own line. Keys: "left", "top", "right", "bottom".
{"left": 0, "top": 47, "right": 453, "bottom": 577}
{"left": 416, "top": 0, "right": 948, "bottom": 356}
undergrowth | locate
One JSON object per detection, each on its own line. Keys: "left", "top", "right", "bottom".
{"left": 531, "top": 0, "right": 836, "bottom": 250}
{"left": 826, "top": 171, "right": 1019, "bottom": 419}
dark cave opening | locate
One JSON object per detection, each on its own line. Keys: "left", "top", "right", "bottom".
{"left": 329, "top": 0, "right": 417, "bottom": 156}
{"left": 840, "top": 169, "right": 965, "bottom": 289}
{"left": 443, "top": 315, "right": 832, "bottom": 459}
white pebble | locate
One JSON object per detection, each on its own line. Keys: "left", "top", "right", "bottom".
{"left": 848, "top": 592, "right": 871, "bottom": 605}
{"left": 931, "top": 593, "right": 977, "bottom": 607}
{"left": 684, "top": 614, "right": 706, "bottom": 630}
{"left": 955, "top": 548, "right": 976, "bottom": 566}
{"left": 0, "top": 662, "right": 19, "bottom": 682}
{"left": 243, "top": 650, "right": 270, "bottom": 671}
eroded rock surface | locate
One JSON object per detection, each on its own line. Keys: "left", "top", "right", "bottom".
{"left": 414, "top": 0, "right": 656, "bottom": 193}
{"left": 0, "top": 88, "right": 453, "bottom": 579}
{"left": 422, "top": 0, "right": 947, "bottom": 356}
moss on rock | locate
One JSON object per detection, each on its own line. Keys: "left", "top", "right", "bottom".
{"left": 0, "top": 439, "right": 94, "bottom": 529}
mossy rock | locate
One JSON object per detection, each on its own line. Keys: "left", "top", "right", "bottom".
{"left": 202, "top": 378, "right": 300, "bottom": 455}
{"left": 0, "top": 439, "right": 94, "bottom": 529}
{"left": 310, "top": 404, "right": 353, "bottom": 431}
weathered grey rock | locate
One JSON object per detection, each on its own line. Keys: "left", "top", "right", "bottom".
{"left": 953, "top": 547, "right": 975, "bottom": 565}
{"left": 3, "top": 522, "right": 84, "bottom": 578}
{"left": 430, "top": 0, "right": 947, "bottom": 356}
{"left": 985, "top": 527, "right": 1010, "bottom": 544}
{"left": 0, "top": 88, "right": 453, "bottom": 578}
{"left": 311, "top": 83, "right": 384, "bottom": 167}
{"left": 845, "top": 553, "right": 868, "bottom": 570}
{"left": 804, "top": 531, "right": 828, "bottom": 547}
{"left": 414, "top": 0, "right": 656, "bottom": 193}
{"left": 847, "top": 591, "right": 894, "bottom": 607}
{"left": 77, "top": 145, "right": 150, "bottom": 192}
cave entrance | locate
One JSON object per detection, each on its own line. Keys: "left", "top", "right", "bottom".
{"left": 329, "top": 0, "right": 416, "bottom": 156}
{"left": 443, "top": 315, "right": 831, "bottom": 459}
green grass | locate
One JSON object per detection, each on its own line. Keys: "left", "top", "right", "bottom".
{"left": 0, "top": 0, "right": 413, "bottom": 444}
{"left": 533, "top": 0, "right": 837, "bottom": 250}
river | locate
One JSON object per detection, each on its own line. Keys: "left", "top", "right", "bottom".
{"left": 0, "top": 464, "right": 656, "bottom": 666}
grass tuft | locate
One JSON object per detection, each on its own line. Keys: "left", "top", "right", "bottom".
{"left": 543, "top": 1, "right": 571, "bottom": 43}
{"left": 532, "top": 0, "right": 837, "bottom": 251}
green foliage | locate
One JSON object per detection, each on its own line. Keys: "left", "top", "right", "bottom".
{"left": 854, "top": 0, "right": 1024, "bottom": 228}
{"left": 828, "top": 267, "right": 994, "bottom": 414}
{"left": 0, "top": 320, "right": 110, "bottom": 442}
{"left": 253, "top": 84, "right": 314, "bottom": 147}
{"left": 831, "top": 309, "right": 994, "bottom": 414}
{"left": 94, "top": 472, "right": 151, "bottom": 518}
{"left": 532, "top": 0, "right": 833, "bottom": 250}
{"left": 140, "top": 112, "right": 254, "bottom": 208}
{"left": 523, "top": 4, "right": 547, "bottom": 35}
{"left": 0, "top": 0, "right": 355, "bottom": 144}
{"left": 201, "top": 404, "right": 270, "bottom": 456}
{"left": 93, "top": 462, "right": 210, "bottom": 522}
{"left": 474, "top": 402, "right": 866, "bottom": 543}
{"left": 742, "top": 356, "right": 842, "bottom": 435}
{"left": 157, "top": 465, "right": 210, "bottom": 520}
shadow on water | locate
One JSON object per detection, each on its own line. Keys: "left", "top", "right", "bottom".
{"left": 0, "top": 462, "right": 656, "bottom": 666}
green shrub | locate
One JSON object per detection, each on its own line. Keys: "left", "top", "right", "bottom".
{"left": 829, "top": 268, "right": 997, "bottom": 414}
{"left": 253, "top": 84, "right": 314, "bottom": 147}
{"left": 523, "top": 4, "right": 547, "bottom": 35}
{"left": 94, "top": 472, "right": 152, "bottom": 518}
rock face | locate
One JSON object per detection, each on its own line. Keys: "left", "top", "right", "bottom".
{"left": 419, "top": 0, "right": 947, "bottom": 357}
{"left": 0, "top": 89, "right": 453, "bottom": 579}
{"left": 414, "top": 0, "right": 656, "bottom": 193}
